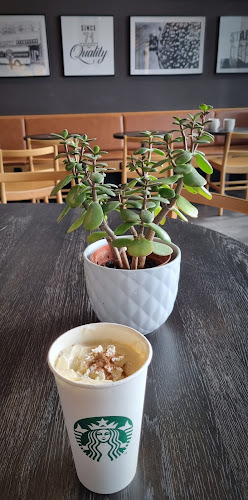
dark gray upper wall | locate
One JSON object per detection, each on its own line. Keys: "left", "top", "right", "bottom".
{"left": 1, "top": 0, "right": 248, "bottom": 115}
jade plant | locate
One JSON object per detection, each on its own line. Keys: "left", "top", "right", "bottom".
{"left": 51, "top": 104, "right": 214, "bottom": 270}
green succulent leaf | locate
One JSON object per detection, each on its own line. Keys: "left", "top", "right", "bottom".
{"left": 127, "top": 237, "right": 153, "bottom": 257}
{"left": 111, "top": 237, "right": 133, "bottom": 248}
{"left": 195, "top": 186, "right": 212, "bottom": 200}
{"left": 161, "top": 175, "right": 182, "bottom": 184}
{"left": 93, "top": 145, "right": 100, "bottom": 154}
{"left": 147, "top": 199, "right": 160, "bottom": 209}
{"left": 176, "top": 195, "right": 198, "bottom": 218}
{"left": 83, "top": 202, "right": 104, "bottom": 231}
{"left": 183, "top": 185, "right": 198, "bottom": 194}
{"left": 184, "top": 185, "right": 212, "bottom": 200}
{"left": 148, "top": 175, "right": 181, "bottom": 186}
{"left": 97, "top": 185, "right": 116, "bottom": 197}
{"left": 164, "top": 133, "right": 171, "bottom": 142}
{"left": 146, "top": 201, "right": 157, "bottom": 209}
{"left": 102, "top": 201, "right": 120, "bottom": 214}
{"left": 159, "top": 187, "right": 175, "bottom": 199}
{"left": 57, "top": 205, "right": 71, "bottom": 222}
{"left": 140, "top": 210, "right": 154, "bottom": 223}
{"left": 50, "top": 133, "right": 64, "bottom": 139}
{"left": 183, "top": 169, "right": 207, "bottom": 187}
{"left": 125, "top": 200, "right": 143, "bottom": 209}
{"left": 175, "top": 151, "right": 192, "bottom": 165}
{"left": 199, "top": 104, "right": 208, "bottom": 111}
{"left": 91, "top": 172, "right": 104, "bottom": 183}
{"left": 151, "top": 242, "right": 173, "bottom": 256}
{"left": 172, "top": 207, "right": 188, "bottom": 222}
{"left": 64, "top": 162, "right": 76, "bottom": 171}
{"left": 62, "top": 129, "right": 68, "bottom": 139}
{"left": 194, "top": 152, "right": 213, "bottom": 174}
{"left": 87, "top": 231, "right": 107, "bottom": 243}
{"left": 55, "top": 152, "right": 67, "bottom": 160}
{"left": 145, "top": 223, "right": 171, "bottom": 242}
{"left": 151, "top": 196, "right": 169, "bottom": 204}
{"left": 139, "top": 131, "right": 151, "bottom": 137}
{"left": 174, "top": 164, "right": 193, "bottom": 174}
{"left": 114, "top": 222, "right": 134, "bottom": 235}
{"left": 200, "top": 133, "right": 214, "bottom": 142}
{"left": 50, "top": 174, "right": 74, "bottom": 196}
{"left": 120, "top": 209, "right": 140, "bottom": 223}
{"left": 152, "top": 148, "right": 165, "bottom": 156}
{"left": 66, "top": 185, "right": 85, "bottom": 208}
{"left": 67, "top": 211, "right": 86, "bottom": 233}
{"left": 133, "top": 147, "right": 149, "bottom": 155}
{"left": 127, "top": 179, "right": 138, "bottom": 189}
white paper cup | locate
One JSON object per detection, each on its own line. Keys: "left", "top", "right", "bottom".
{"left": 223, "top": 118, "right": 236, "bottom": 132}
{"left": 208, "top": 118, "right": 220, "bottom": 132}
{"left": 48, "top": 323, "right": 152, "bottom": 494}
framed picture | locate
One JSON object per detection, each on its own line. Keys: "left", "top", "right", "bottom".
{"left": 130, "top": 16, "right": 205, "bottom": 75}
{"left": 216, "top": 16, "right": 248, "bottom": 73}
{"left": 0, "top": 15, "right": 50, "bottom": 77}
{"left": 61, "top": 16, "right": 115, "bottom": 76}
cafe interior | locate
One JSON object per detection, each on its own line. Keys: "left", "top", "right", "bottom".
{"left": 1, "top": 1, "right": 248, "bottom": 499}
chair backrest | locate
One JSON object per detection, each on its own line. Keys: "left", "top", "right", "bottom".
{"left": 228, "top": 132, "right": 248, "bottom": 155}
{"left": 0, "top": 147, "right": 62, "bottom": 203}
{"left": 182, "top": 189, "right": 248, "bottom": 215}
{"left": 220, "top": 132, "right": 248, "bottom": 174}
{"left": 122, "top": 135, "right": 173, "bottom": 184}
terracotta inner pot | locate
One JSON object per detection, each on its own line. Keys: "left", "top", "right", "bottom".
{"left": 90, "top": 243, "right": 172, "bottom": 268}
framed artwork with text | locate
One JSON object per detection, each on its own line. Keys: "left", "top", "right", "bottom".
{"left": 61, "top": 16, "right": 115, "bottom": 76}
{"left": 130, "top": 16, "right": 205, "bottom": 75}
{"left": 216, "top": 16, "right": 248, "bottom": 73}
{"left": 0, "top": 15, "right": 50, "bottom": 77}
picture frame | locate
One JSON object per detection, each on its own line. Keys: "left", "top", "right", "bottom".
{"left": 130, "top": 16, "right": 205, "bottom": 75}
{"left": 61, "top": 16, "right": 115, "bottom": 76}
{"left": 216, "top": 16, "right": 248, "bottom": 73}
{"left": 0, "top": 15, "right": 50, "bottom": 77}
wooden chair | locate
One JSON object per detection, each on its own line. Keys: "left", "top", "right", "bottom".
{"left": 182, "top": 189, "right": 248, "bottom": 215}
{"left": 0, "top": 146, "right": 63, "bottom": 204}
{"left": 206, "top": 132, "right": 248, "bottom": 215}
{"left": 122, "top": 135, "right": 173, "bottom": 184}
{"left": 27, "top": 137, "right": 77, "bottom": 198}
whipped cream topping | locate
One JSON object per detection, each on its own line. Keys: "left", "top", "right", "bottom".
{"left": 55, "top": 344, "right": 128, "bottom": 383}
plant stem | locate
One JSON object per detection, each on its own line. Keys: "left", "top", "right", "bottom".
{"left": 100, "top": 219, "right": 130, "bottom": 270}
{"left": 131, "top": 257, "right": 138, "bottom": 270}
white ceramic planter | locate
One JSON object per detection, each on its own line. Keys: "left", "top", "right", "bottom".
{"left": 83, "top": 238, "right": 181, "bottom": 335}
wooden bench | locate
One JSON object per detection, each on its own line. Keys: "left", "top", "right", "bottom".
{"left": 0, "top": 108, "right": 247, "bottom": 171}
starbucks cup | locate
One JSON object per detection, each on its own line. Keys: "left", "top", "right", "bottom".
{"left": 48, "top": 323, "right": 152, "bottom": 494}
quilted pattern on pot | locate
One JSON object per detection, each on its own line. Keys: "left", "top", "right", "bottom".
{"left": 84, "top": 240, "right": 181, "bottom": 335}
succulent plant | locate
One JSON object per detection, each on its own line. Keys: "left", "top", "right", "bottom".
{"left": 51, "top": 104, "right": 213, "bottom": 270}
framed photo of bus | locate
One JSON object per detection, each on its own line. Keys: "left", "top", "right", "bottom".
{"left": 0, "top": 15, "right": 50, "bottom": 77}
{"left": 130, "top": 16, "right": 205, "bottom": 75}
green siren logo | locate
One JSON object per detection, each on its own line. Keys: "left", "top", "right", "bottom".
{"left": 74, "top": 416, "right": 133, "bottom": 462}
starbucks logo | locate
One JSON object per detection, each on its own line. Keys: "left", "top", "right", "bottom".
{"left": 74, "top": 416, "right": 133, "bottom": 462}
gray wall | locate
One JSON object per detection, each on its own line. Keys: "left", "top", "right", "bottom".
{"left": 1, "top": 0, "right": 248, "bottom": 115}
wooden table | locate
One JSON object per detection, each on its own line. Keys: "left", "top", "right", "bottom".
{"left": 1, "top": 204, "right": 248, "bottom": 500}
{"left": 113, "top": 127, "right": 248, "bottom": 140}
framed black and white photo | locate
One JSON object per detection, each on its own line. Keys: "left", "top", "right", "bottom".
{"left": 130, "top": 16, "right": 205, "bottom": 75}
{"left": 61, "top": 16, "right": 115, "bottom": 76}
{"left": 216, "top": 16, "right": 248, "bottom": 73}
{"left": 0, "top": 15, "right": 50, "bottom": 77}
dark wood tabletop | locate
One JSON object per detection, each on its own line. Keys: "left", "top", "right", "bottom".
{"left": 24, "top": 133, "right": 58, "bottom": 140}
{"left": 113, "top": 127, "right": 248, "bottom": 140}
{"left": 0, "top": 203, "right": 248, "bottom": 500}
